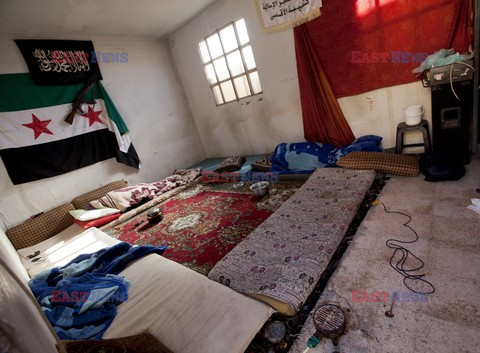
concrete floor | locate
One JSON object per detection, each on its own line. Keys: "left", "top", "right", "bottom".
{"left": 289, "top": 158, "right": 480, "bottom": 353}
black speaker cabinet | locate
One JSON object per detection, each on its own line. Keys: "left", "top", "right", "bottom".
{"left": 431, "top": 80, "right": 473, "bottom": 164}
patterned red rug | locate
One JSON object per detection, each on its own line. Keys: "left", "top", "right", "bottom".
{"left": 106, "top": 182, "right": 304, "bottom": 274}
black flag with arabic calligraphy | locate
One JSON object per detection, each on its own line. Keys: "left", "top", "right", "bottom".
{"left": 14, "top": 39, "right": 102, "bottom": 85}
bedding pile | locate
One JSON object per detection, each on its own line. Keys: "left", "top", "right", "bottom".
{"left": 29, "top": 242, "right": 167, "bottom": 340}
{"left": 270, "top": 135, "right": 383, "bottom": 174}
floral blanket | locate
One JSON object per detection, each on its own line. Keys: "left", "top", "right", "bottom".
{"left": 208, "top": 168, "right": 375, "bottom": 316}
{"left": 90, "top": 169, "right": 201, "bottom": 212}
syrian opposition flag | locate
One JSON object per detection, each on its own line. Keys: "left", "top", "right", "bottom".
{"left": 0, "top": 73, "right": 140, "bottom": 185}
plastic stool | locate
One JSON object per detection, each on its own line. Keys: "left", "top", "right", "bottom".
{"left": 395, "top": 119, "right": 432, "bottom": 154}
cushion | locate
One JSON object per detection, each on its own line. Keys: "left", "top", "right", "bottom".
{"left": 71, "top": 180, "right": 128, "bottom": 209}
{"left": 6, "top": 203, "right": 75, "bottom": 250}
{"left": 336, "top": 151, "right": 419, "bottom": 176}
{"left": 72, "top": 213, "right": 121, "bottom": 229}
{"left": 251, "top": 153, "right": 272, "bottom": 171}
{"left": 69, "top": 208, "right": 120, "bottom": 221}
{"left": 213, "top": 156, "right": 246, "bottom": 173}
{"left": 64, "top": 332, "right": 172, "bottom": 353}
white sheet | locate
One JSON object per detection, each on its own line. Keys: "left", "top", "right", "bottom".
{"left": 105, "top": 254, "right": 274, "bottom": 353}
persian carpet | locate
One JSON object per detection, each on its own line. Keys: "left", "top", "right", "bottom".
{"left": 105, "top": 181, "right": 305, "bottom": 275}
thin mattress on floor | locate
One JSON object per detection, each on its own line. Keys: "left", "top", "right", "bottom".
{"left": 208, "top": 168, "right": 375, "bottom": 316}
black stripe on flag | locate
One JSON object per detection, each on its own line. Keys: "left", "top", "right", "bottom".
{"left": 0, "top": 130, "right": 138, "bottom": 185}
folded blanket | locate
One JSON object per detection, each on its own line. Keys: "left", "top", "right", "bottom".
{"left": 270, "top": 135, "right": 383, "bottom": 174}
{"left": 90, "top": 168, "right": 201, "bottom": 211}
{"left": 29, "top": 242, "right": 168, "bottom": 340}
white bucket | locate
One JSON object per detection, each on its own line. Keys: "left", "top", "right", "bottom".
{"left": 404, "top": 104, "right": 423, "bottom": 115}
{"left": 403, "top": 105, "right": 423, "bottom": 126}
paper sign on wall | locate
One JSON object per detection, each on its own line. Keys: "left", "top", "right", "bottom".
{"left": 256, "top": 0, "right": 322, "bottom": 33}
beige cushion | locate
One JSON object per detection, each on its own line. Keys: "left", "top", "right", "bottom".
{"left": 71, "top": 180, "right": 128, "bottom": 209}
{"left": 6, "top": 203, "right": 75, "bottom": 250}
{"left": 0, "top": 229, "right": 30, "bottom": 283}
{"left": 337, "top": 151, "right": 419, "bottom": 177}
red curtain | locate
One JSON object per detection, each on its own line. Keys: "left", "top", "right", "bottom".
{"left": 299, "top": 0, "right": 472, "bottom": 98}
{"left": 294, "top": 25, "right": 356, "bottom": 146}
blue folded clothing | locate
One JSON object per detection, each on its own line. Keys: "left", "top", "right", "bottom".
{"left": 29, "top": 242, "right": 167, "bottom": 340}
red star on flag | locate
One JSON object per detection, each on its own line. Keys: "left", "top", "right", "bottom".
{"left": 22, "top": 114, "right": 54, "bottom": 139}
{"left": 81, "top": 106, "right": 104, "bottom": 127}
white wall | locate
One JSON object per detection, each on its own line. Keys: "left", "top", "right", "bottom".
{"left": 339, "top": 81, "right": 432, "bottom": 150}
{"left": 170, "top": 0, "right": 432, "bottom": 157}
{"left": 0, "top": 36, "right": 205, "bottom": 228}
{"left": 170, "top": 0, "right": 304, "bottom": 157}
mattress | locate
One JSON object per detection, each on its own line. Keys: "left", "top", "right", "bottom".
{"left": 187, "top": 155, "right": 313, "bottom": 180}
{"left": 104, "top": 254, "right": 274, "bottom": 353}
{"left": 208, "top": 168, "right": 376, "bottom": 316}
{"left": 17, "top": 227, "right": 274, "bottom": 353}
{"left": 187, "top": 154, "right": 265, "bottom": 176}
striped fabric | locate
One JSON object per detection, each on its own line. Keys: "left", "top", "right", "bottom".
{"left": 6, "top": 203, "right": 75, "bottom": 250}
{"left": 71, "top": 180, "right": 128, "bottom": 210}
{"left": 336, "top": 152, "right": 419, "bottom": 177}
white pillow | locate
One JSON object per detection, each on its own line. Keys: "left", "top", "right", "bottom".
{"left": 69, "top": 208, "right": 120, "bottom": 221}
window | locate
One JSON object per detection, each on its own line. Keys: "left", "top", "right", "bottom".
{"left": 198, "top": 19, "right": 263, "bottom": 105}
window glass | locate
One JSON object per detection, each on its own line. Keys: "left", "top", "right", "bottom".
{"left": 198, "top": 18, "right": 262, "bottom": 105}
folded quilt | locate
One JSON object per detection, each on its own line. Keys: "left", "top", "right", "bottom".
{"left": 29, "top": 242, "right": 168, "bottom": 340}
{"left": 90, "top": 168, "right": 201, "bottom": 211}
{"left": 270, "top": 135, "right": 383, "bottom": 174}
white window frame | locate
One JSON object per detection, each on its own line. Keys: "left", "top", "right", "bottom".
{"left": 198, "top": 19, "right": 263, "bottom": 106}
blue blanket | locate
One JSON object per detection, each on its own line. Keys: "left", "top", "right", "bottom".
{"left": 270, "top": 135, "right": 383, "bottom": 174}
{"left": 29, "top": 242, "right": 167, "bottom": 340}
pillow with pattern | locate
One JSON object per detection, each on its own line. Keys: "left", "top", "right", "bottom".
{"left": 251, "top": 154, "right": 272, "bottom": 172}
{"left": 213, "top": 156, "right": 246, "bottom": 173}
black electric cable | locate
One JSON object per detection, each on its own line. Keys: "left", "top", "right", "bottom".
{"left": 378, "top": 201, "right": 435, "bottom": 295}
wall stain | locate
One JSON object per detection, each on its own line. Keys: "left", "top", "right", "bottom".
{"left": 366, "top": 97, "right": 376, "bottom": 111}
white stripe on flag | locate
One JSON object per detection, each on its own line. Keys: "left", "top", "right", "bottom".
{"left": 0, "top": 99, "right": 115, "bottom": 149}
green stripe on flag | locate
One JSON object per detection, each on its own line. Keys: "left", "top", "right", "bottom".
{"left": 92, "top": 82, "right": 128, "bottom": 135}
{"left": 0, "top": 73, "right": 128, "bottom": 135}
